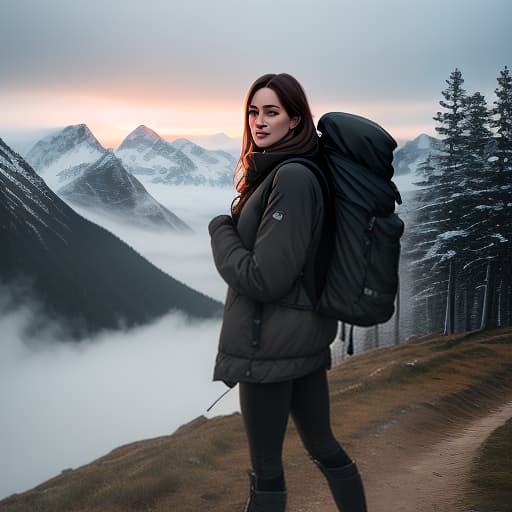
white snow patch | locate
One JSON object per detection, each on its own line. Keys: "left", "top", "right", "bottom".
{"left": 438, "top": 230, "right": 468, "bottom": 240}
{"left": 38, "top": 145, "right": 104, "bottom": 189}
{"left": 440, "top": 250, "right": 457, "bottom": 262}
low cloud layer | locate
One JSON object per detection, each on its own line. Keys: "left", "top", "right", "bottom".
{"left": 0, "top": 184, "right": 239, "bottom": 499}
{"left": 0, "top": 297, "right": 239, "bottom": 499}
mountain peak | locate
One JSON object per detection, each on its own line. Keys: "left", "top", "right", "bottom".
{"left": 25, "top": 124, "right": 106, "bottom": 179}
{"left": 125, "top": 125, "right": 161, "bottom": 143}
{"left": 31, "top": 123, "right": 102, "bottom": 150}
{"left": 59, "top": 124, "right": 100, "bottom": 145}
{"left": 414, "top": 133, "right": 435, "bottom": 150}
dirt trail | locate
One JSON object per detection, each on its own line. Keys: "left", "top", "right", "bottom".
{"left": 288, "top": 399, "right": 512, "bottom": 512}
{"left": 364, "top": 399, "right": 512, "bottom": 512}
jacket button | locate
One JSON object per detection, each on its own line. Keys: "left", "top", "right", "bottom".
{"left": 245, "top": 370, "right": 252, "bottom": 377}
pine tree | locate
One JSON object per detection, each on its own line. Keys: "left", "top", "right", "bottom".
{"left": 422, "top": 70, "right": 467, "bottom": 277}
{"left": 453, "top": 92, "right": 495, "bottom": 329}
{"left": 487, "top": 67, "right": 512, "bottom": 258}
{"left": 431, "top": 69, "right": 468, "bottom": 244}
{"left": 491, "top": 66, "right": 512, "bottom": 176}
{"left": 433, "top": 68, "right": 467, "bottom": 179}
{"left": 410, "top": 69, "right": 470, "bottom": 333}
{"left": 458, "top": 92, "right": 493, "bottom": 257}
{"left": 461, "top": 92, "right": 493, "bottom": 186}
{"left": 406, "top": 153, "right": 449, "bottom": 334}
{"left": 488, "top": 66, "right": 512, "bottom": 326}
{"left": 489, "top": 67, "right": 512, "bottom": 252}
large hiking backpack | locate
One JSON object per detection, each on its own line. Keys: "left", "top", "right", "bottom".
{"left": 315, "top": 112, "right": 404, "bottom": 326}
{"left": 278, "top": 112, "right": 404, "bottom": 328}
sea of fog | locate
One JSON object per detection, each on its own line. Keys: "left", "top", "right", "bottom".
{"left": 0, "top": 184, "right": 240, "bottom": 499}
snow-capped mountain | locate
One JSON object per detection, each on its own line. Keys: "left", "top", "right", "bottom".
{"left": 24, "top": 125, "right": 190, "bottom": 230}
{"left": 0, "top": 138, "right": 221, "bottom": 339}
{"left": 116, "top": 125, "right": 235, "bottom": 186}
{"left": 115, "top": 125, "right": 195, "bottom": 180}
{"left": 25, "top": 124, "right": 105, "bottom": 189}
{"left": 393, "top": 134, "right": 440, "bottom": 176}
{"left": 175, "top": 132, "right": 241, "bottom": 156}
{"left": 171, "top": 138, "right": 235, "bottom": 185}
{"left": 58, "top": 151, "right": 191, "bottom": 231}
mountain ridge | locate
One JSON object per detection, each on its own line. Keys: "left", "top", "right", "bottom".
{"left": 0, "top": 138, "right": 221, "bottom": 339}
{"left": 24, "top": 125, "right": 192, "bottom": 229}
{"left": 58, "top": 149, "right": 191, "bottom": 231}
{"left": 23, "top": 123, "right": 435, "bottom": 187}
{"left": 116, "top": 126, "right": 235, "bottom": 186}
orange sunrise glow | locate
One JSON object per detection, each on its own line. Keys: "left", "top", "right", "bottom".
{"left": 1, "top": 86, "right": 436, "bottom": 150}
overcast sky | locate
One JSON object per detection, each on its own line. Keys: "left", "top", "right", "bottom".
{"left": 1, "top": 0, "right": 510, "bottom": 147}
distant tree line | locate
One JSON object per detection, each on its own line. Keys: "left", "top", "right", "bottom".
{"left": 407, "top": 66, "right": 512, "bottom": 335}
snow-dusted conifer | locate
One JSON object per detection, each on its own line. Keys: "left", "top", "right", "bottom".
{"left": 430, "top": 69, "right": 468, "bottom": 242}
{"left": 410, "top": 68, "right": 512, "bottom": 334}
{"left": 433, "top": 68, "right": 467, "bottom": 179}
{"left": 487, "top": 66, "right": 512, "bottom": 328}
{"left": 490, "top": 65, "right": 512, "bottom": 176}
{"left": 410, "top": 70, "right": 478, "bottom": 332}
{"left": 461, "top": 92, "right": 493, "bottom": 183}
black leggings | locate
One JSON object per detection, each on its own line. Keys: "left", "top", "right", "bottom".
{"left": 239, "top": 367, "right": 352, "bottom": 482}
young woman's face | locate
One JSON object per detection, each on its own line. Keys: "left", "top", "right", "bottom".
{"left": 248, "top": 87, "right": 300, "bottom": 149}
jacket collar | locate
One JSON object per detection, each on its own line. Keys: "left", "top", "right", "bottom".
{"left": 246, "top": 146, "right": 319, "bottom": 186}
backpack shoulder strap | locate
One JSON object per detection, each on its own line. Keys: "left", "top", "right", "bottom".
{"left": 265, "top": 157, "right": 333, "bottom": 305}
{"left": 272, "top": 157, "right": 331, "bottom": 203}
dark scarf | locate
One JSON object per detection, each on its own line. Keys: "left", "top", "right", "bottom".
{"left": 232, "top": 127, "right": 319, "bottom": 216}
{"left": 247, "top": 125, "right": 318, "bottom": 182}
{"left": 232, "top": 144, "right": 319, "bottom": 220}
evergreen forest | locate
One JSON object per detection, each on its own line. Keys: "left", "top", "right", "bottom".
{"left": 406, "top": 66, "right": 512, "bottom": 336}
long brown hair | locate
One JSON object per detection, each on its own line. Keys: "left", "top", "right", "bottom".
{"left": 233, "top": 73, "right": 318, "bottom": 214}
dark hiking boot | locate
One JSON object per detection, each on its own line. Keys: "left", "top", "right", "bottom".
{"left": 244, "top": 472, "right": 287, "bottom": 512}
{"left": 314, "top": 460, "right": 367, "bottom": 512}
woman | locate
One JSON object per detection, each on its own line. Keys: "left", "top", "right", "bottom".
{"left": 208, "top": 73, "right": 367, "bottom": 512}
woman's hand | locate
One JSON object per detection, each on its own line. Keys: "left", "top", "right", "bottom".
{"left": 208, "top": 215, "right": 233, "bottom": 236}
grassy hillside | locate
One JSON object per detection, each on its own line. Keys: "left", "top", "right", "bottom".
{"left": 1, "top": 327, "right": 511, "bottom": 512}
